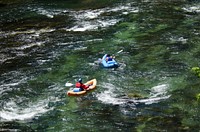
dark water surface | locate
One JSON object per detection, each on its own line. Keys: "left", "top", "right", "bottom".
{"left": 0, "top": 0, "right": 200, "bottom": 131}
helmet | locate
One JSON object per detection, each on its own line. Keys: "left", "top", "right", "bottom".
{"left": 107, "top": 54, "right": 111, "bottom": 57}
{"left": 78, "top": 78, "right": 82, "bottom": 82}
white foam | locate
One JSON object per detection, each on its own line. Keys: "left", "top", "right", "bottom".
{"left": 32, "top": 7, "right": 64, "bottom": 18}
{"left": 108, "top": 4, "right": 138, "bottom": 13}
{"left": 65, "top": 15, "right": 120, "bottom": 31}
{"left": 96, "top": 82, "right": 123, "bottom": 105}
{"left": 0, "top": 99, "right": 54, "bottom": 121}
{"left": 169, "top": 36, "right": 187, "bottom": 44}
{"left": 36, "top": 59, "right": 51, "bottom": 65}
{"left": 25, "top": 3, "right": 139, "bottom": 32}
{"left": 183, "top": 5, "right": 200, "bottom": 13}
{"left": 65, "top": 3, "right": 138, "bottom": 32}
{"left": 80, "top": 10, "right": 103, "bottom": 19}
{"left": 149, "top": 84, "right": 168, "bottom": 98}
{"left": 66, "top": 23, "right": 99, "bottom": 32}
{"left": 0, "top": 76, "right": 28, "bottom": 94}
{"left": 16, "top": 42, "right": 45, "bottom": 50}
{"left": 9, "top": 28, "right": 55, "bottom": 36}
{"left": 97, "top": 83, "right": 170, "bottom": 105}
{"left": 135, "top": 95, "right": 170, "bottom": 105}
{"left": 135, "top": 84, "right": 170, "bottom": 105}
{"left": 97, "top": 91, "right": 125, "bottom": 105}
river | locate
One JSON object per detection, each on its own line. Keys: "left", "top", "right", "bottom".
{"left": 0, "top": 0, "right": 200, "bottom": 131}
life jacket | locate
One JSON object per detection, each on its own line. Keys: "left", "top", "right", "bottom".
{"left": 75, "top": 82, "right": 82, "bottom": 88}
{"left": 75, "top": 82, "right": 89, "bottom": 89}
{"left": 107, "top": 57, "right": 113, "bottom": 61}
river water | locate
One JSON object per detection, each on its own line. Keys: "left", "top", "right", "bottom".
{"left": 0, "top": 0, "right": 200, "bottom": 131}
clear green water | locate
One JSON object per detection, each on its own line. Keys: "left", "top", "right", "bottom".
{"left": 0, "top": 0, "right": 200, "bottom": 131}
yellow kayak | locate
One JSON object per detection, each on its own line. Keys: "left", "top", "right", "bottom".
{"left": 67, "top": 79, "right": 97, "bottom": 96}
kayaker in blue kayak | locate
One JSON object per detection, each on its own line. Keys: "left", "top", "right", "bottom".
{"left": 75, "top": 78, "right": 89, "bottom": 91}
{"left": 106, "top": 54, "right": 115, "bottom": 62}
{"left": 101, "top": 54, "right": 118, "bottom": 68}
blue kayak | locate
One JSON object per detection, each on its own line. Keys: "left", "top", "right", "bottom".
{"left": 101, "top": 54, "right": 119, "bottom": 68}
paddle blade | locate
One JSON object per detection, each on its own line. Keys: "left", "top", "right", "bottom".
{"left": 117, "top": 50, "right": 123, "bottom": 54}
{"left": 65, "top": 83, "right": 74, "bottom": 87}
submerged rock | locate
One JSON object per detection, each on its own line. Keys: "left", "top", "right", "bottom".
{"left": 127, "top": 93, "right": 144, "bottom": 99}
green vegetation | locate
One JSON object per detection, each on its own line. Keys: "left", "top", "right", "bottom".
{"left": 196, "top": 93, "right": 200, "bottom": 102}
{"left": 191, "top": 67, "right": 200, "bottom": 77}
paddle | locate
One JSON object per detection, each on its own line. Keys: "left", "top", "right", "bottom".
{"left": 116, "top": 49, "right": 123, "bottom": 54}
{"left": 97, "top": 49, "right": 123, "bottom": 62}
{"left": 112, "top": 49, "right": 123, "bottom": 59}
{"left": 65, "top": 82, "right": 74, "bottom": 87}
